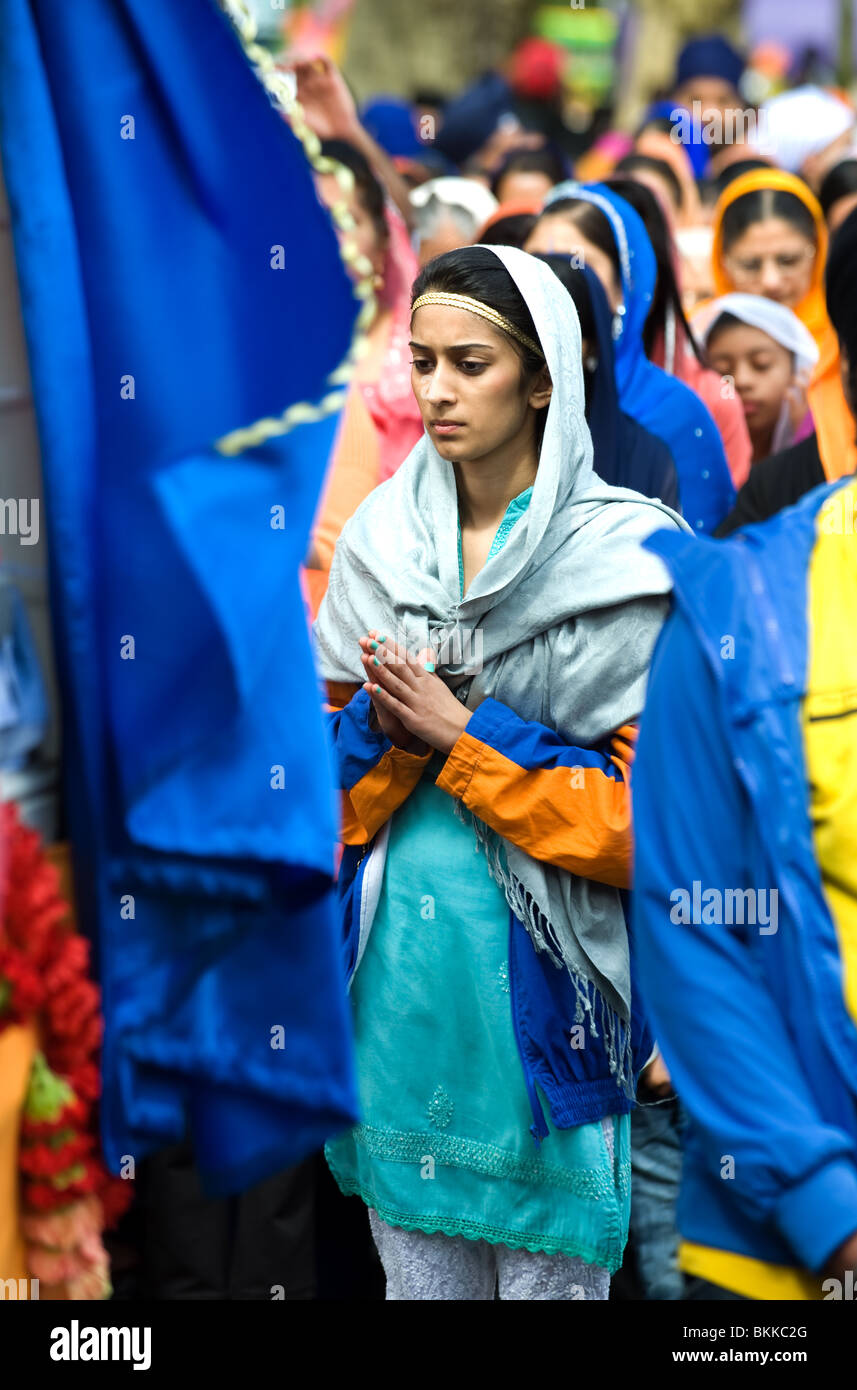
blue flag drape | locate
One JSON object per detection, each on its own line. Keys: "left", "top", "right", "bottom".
{"left": 0, "top": 0, "right": 360, "bottom": 1192}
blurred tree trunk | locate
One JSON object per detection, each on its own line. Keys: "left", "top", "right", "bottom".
{"left": 342, "top": 0, "right": 541, "bottom": 101}
{"left": 839, "top": 0, "right": 854, "bottom": 88}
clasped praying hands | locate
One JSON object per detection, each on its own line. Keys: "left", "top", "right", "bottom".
{"left": 360, "top": 631, "right": 472, "bottom": 756}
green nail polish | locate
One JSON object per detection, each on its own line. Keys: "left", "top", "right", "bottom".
{"left": 370, "top": 640, "right": 379, "bottom": 650}
{"left": 424, "top": 661, "right": 436, "bottom": 673}
{"left": 378, "top": 635, "right": 387, "bottom": 643}
{"left": 373, "top": 684, "right": 381, "bottom": 693}
{"left": 373, "top": 656, "right": 380, "bottom": 666}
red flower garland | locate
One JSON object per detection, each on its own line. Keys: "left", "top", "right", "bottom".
{"left": 0, "top": 801, "right": 131, "bottom": 1260}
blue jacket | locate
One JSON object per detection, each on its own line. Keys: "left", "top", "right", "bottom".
{"left": 327, "top": 685, "right": 653, "bottom": 1140}
{"left": 633, "top": 479, "right": 857, "bottom": 1293}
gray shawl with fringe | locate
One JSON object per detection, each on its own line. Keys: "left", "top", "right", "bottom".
{"left": 314, "top": 245, "right": 690, "bottom": 1094}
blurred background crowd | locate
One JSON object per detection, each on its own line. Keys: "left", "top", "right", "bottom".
{"left": 3, "top": 0, "right": 857, "bottom": 1303}
{"left": 283, "top": 0, "right": 857, "bottom": 622}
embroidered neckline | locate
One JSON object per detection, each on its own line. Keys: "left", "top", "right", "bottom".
{"left": 457, "top": 486, "right": 533, "bottom": 599}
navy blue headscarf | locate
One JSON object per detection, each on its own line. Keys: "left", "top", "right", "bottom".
{"left": 581, "top": 267, "right": 680, "bottom": 510}
{"left": 544, "top": 182, "right": 735, "bottom": 532}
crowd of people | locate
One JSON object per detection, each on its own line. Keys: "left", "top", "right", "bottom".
{"left": 299, "top": 30, "right": 857, "bottom": 1301}
{"left": 3, "top": 6, "right": 857, "bottom": 1309}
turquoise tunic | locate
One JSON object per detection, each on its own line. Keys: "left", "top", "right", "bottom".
{"left": 326, "top": 488, "right": 630, "bottom": 1270}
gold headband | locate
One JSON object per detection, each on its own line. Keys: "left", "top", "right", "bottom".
{"left": 411, "top": 291, "right": 544, "bottom": 360}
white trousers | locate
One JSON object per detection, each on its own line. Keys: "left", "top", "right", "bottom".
{"left": 368, "top": 1209, "right": 610, "bottom": 1301}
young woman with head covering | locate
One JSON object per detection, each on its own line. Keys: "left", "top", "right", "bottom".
{"left": 604, "top": 176, "right": 753, "bottom": 490}
{"left": 315, "top": 244, "right": 688, "bottom": 1300}
{"left": 712, "top": 168, "right": 857, "bottom": 483}
{"left": 601, "top": 177, "right": 704, "bottom": 367}
{"left": 535, "top": 255, "right": 679, "bottom": 509}
{"left": 695, "top": 294, "right": 819, "bottom": 464}
{"left": 525, "top": 182, "right": 736, "bottom": 532}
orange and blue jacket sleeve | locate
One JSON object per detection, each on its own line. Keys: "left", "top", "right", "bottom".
{"left": 325, "top": 682, "right": 433, "bottom": 844}
{"left": 434, "top": 697, "right": 636, "bottom": 889}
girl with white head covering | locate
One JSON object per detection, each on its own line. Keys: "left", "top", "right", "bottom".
{"left": 694, "top": 292, "right": 819, "bottom": 463}
{"left": 315, "top": 244, "right": 687, "bottom": 1299}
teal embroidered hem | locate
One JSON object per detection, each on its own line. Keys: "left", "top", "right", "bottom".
{"left": 346, "top": 1121, "right": 626, "bottom": 1202}
{"left": 326, "top": 1164, "right": 625, "bottom": 1272}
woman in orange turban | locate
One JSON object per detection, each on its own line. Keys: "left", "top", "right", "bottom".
{"left": 711, "top": 168, "right": 856, "bottom": 481}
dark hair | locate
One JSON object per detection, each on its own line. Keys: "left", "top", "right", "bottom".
{"left": 613, "top": 154, "right": 684, "bottom": 210}
{"left": 490, "top": 146, "right": 567, "bottom": 199}
{"left": 319, "top": 138, "right": 388, "bottom": 246}
{"left": 478, "top": 212, "right": 538, "bottom": 247}
{"left": 534, "top": 255, "right": 596, "bottom": 411}
{"left": 533, "top": 254, "right": 595, "bottom": 341}
{"left": 411, "top": 246, "right": 549, "bottom": 443}
{"left": 636, "top": 116, "right": 677, "bottom": 140}
{"left": 819, "top": 158, "right": 857, "bottom": 219}
{"left": 720, "top": 187, "right": 817, "bottom": 252}
{"left": 705, "top": 310, "right": 794, "bottom": 365}
{"left": 703, "top": 310, "right": 744, "bottom": 352}
{"left": 603, "top": 176, "right": 704, "bottom": 363}
{"left": 825, "top": 205, "right": 857, "bottom": 408}
{"left": 713, "top": 158, "right": 776, "bottom": 198}
{"left": 412, "top": 88, "right": 447, "bottom": 109}
{"left": 534, "top": 198, "right": 623, "bottom": 285}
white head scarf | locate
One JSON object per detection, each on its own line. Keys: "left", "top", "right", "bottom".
{"left": 314, "top": 245, "right": 689, "bottom": 1088}
{"left": 693, "top": 292, "right": 819, "bottom": 452}
{"left": 409, "top": 177, "right": 499, "bottom": 227}
{"left": 757, "top": 86, "right": 855, "bottom": 174}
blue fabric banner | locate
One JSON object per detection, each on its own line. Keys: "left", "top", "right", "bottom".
{"left": 0, "top": 0, "right": 359, "bottom": 1192}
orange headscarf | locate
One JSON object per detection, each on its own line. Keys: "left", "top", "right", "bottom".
{"left": 712, "top": 169, "right": 855, "bottom": 480}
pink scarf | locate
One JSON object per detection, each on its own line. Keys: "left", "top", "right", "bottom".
{"left": 359, "top": 204, "right": 424, "bottom": 481}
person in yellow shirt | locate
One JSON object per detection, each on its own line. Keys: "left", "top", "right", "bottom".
{"left": 632, "top": 206, "right": 857, "bottom": 1300}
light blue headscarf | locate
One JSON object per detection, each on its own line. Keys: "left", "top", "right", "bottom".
{"left": 543, "top": 181, "right": 736, "bottom": 533}
{"left": 315, "top": 246, "right": 691, "bottom": 1093}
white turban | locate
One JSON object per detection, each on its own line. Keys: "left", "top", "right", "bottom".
{"left": 757, "top": 86, "right": 854, "bottom": 174}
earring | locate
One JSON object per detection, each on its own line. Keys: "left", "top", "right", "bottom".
{"left": 611, "top": 304, "right": 626, "bottom": 342}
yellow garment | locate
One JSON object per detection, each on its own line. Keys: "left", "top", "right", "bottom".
{"left": 0, "top": 1021, "right": 38, "bottom": 1288}
{"left": 681, "top": 1243, "right": 822, "bottom": 1300}
{"left": 804, "top": 484, "right": 857, "bottom": 1025}
{"left": 680, "top": 479, "right": 857, "bottom": 1300}
{"left": 711, "top": 169, "right": 857, "bottom": 482}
